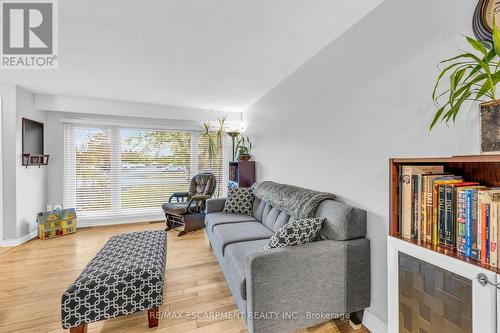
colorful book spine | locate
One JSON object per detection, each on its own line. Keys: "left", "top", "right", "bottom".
{"left": 433, "top": 184, "right": 439, "bottom": 245}
{"left": 401, "top": 169, "right": 412, "bottom": 238}
{"left": 398, "top": 166, "right": 402, "bottom": 236}
{"left": 471, "top": 190, "right": 481, "bottom": 261}
{"left": 432, "top": 178, "right": 462, "bottom": 245}
{"left": 421, "top": 176, "right": 427, "bottom": 243}
{"left": 417, "top": 175, "right": 423, "bottom": 243}
{"left": 457, "top": 189, "right": 467, "bottom": 254}
{"left": 481, "top": 204, "right": 488, "bottom": 264}
{"left": 491, "top": 203, "right": 499, "bottom": 268}
{"left": 465, "top": 189, "right": 473, "bottom": 257}
{"left": 437, "top": 185, "right": 447, "bottom": 246}
{"left": 425, "top": 177, "right": 434, "bottom": 243}
{"left": 411, "top": 175, "right": 419, "bottom": 240}
{"left": 486, "top": 204, "right": 490, "bottom": 264}
{"left": 444, "top": 185, "right": 455, "bottom": 248}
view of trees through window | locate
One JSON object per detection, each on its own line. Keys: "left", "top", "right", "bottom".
{"left": 65, "top": 125, "right": 225, "bottom": 218}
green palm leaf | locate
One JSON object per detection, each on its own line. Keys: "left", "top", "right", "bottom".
{"left": 431, "top": 34, "right": 499, "bottom": 129}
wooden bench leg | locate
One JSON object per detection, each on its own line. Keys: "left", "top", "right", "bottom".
{"left": 70, "top": 324, "right": 87, "bottom": 333}
{"left": 148, "top": 307, "right": 159, "bottom": 328}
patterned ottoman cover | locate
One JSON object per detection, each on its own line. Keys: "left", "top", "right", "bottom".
{"left": 61, "top": 230, "right": 166, "bottom": 329}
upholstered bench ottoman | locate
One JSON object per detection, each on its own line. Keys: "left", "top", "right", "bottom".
{"left": 61, "top": 230, "right": 166, "bottom": 332}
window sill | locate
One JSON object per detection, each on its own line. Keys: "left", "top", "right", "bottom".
{"left": 76, "top": 213, "right": 164, "bottom": 228}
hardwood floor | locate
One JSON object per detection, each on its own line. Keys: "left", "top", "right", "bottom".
{"left": 0, "top": 222, "right": 370, "bottom": 333}
{"left": 0, "top": 246, "right": 14, "bottom": 256}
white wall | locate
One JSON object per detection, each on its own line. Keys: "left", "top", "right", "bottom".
{"left": 0, "top": 84, "right": 18, "bottom": 240}
{"left": 0, "top": 85, "right": 48, "bottom": 241}
{"left": 16, "top": 87, "right": 48, "bottom": 238}
{"left": 244, "top": 0, "right": 479, "bottom": 328}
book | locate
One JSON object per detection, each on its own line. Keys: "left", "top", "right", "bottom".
{"left": 432, "top": 178, "right": 462, "bottom": 245}
{"left": 438, "top": 184, "right": 447, "bottom": 246}
{"left": 400, "top": 166, "right": 444, "bottom": 239}
{"left": 416, "top": 175, "right": 424, "bottom": 243}
{"left": 456, "top": 185, "right": 483, "bottom": 254}
{"left": 478, "top": 189, "right": 500, "bottom": 264}
{"left": 481, "top": 204, "right": 490, "bottom": 265}
{"left": 421, "top": 175, "right": 427, "bottom": 242}
{"left": 457, "top": 189, "right": 467, "bottom": 254}
{"left": 492, "top": 203, "right": 499, "bottom": 268}
{"left": 470, "top": 189, "right": 481, "bottom": 261}
{"left": 422, "top": 174, "right": 449, "bottom": 243}
{"left": 445, "top": 183, "right": 479, "bottom": 249}
{"left": 465, "top": 189, "right": 474, "bottom": 257}
{"left": 398, "top": 165, "right": 402, "bottom": 237}
{"left": 410, "top": 175, "right": 425, "bottom": 241}
{"left": 411, "top": 175, "right": 419, "bottom": 240}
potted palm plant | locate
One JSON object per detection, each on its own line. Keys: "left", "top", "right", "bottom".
{"left": 202, "top": 115, "right": 227, "bottom": 197}
{"left": 236, "top": 135, "right": 252, "bottom": 161}
{"left": 432, "top": 20, "right": 500, "bottom": 153}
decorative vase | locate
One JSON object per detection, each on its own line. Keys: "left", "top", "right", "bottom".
{"left": 480, "top": 100, "right": 500, "bottom": 154}
{"left": 238, "top": 154, "right": 251, "bottom": 161}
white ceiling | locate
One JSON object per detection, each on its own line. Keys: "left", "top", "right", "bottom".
{"left": 0, "top": 0, "right": 383, "bottom": 112}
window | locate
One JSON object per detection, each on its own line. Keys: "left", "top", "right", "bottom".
{"left": 64, "top": 124, "right": 227, "bottom": 219}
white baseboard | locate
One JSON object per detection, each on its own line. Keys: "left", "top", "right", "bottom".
{"left": 77, "top": 214, "right": 164, "bottom": 228}
{"left": 362, "top": 309, "right": 387, "bottom": 333}
{"left": 0, "top": 229, "right": 38, "bottom": 247}
{"left": 0, "top": 214, "right": 164, "bottom": 247}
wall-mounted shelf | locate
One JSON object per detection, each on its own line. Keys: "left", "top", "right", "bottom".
{"left": 389, "top": 154, "right": 500, "bottom": 273}
{"left": 22, "top": 154, "right": 49, "bottom": 167}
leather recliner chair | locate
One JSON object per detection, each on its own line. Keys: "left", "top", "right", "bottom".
{"left": 162, "top": 172, "right": 217, "bottom": 236}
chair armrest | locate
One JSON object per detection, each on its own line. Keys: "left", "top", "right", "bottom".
{"left": 169, "top": 191, "right": 190, "bottom": 203}
{"left": 206, "top": 198, "right": 227, "bottom": 214}
{"left": 245, "top": 238, "right": 370, "bottom": 333}
{"left": 191, "top": 194, "right": 211, "bottom": 201}
{"left": 186, "top": 195, "right": 212, "bottom": 213}
{"left": 172, "top": 191, "right": 189, "bottom": 197}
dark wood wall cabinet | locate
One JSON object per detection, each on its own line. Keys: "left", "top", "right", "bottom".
{"left": 229, "top": 161, "right": 255, "bottom": 188}
{"left": 22, "top": 118, "right": 49, "bottom": 167}
{"left": 390, "top": 154, "right": 500, "bottom": 273}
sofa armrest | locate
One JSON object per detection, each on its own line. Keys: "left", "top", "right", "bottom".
{"left": 206, "top": 198, "right": 227, "bottom": 214}
{"left": 245, "top": 238, "right": 370, "bottom": 333}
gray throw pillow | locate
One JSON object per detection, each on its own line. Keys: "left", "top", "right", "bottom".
{"left": 264, "top": 218, "right": 323, "bottom": 250}
{"left": 223, "top": 187, "right": 254, "bottom": 215}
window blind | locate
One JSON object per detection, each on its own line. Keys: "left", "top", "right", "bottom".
{"left": 64, "top": 124, "right": 228, "bottom": 219}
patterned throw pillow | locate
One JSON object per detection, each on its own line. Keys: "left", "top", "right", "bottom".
{"left": 264, "top": 218, "right": 324, "bottom": 250}
{"left": 223, "top": 187, "right": 255, "bottom": 215}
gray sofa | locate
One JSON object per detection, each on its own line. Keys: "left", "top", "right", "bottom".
{"left": 205, "top": 183, "right": 370, "bottom": 333}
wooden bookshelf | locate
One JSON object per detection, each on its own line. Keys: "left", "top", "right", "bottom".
{"left": 229, "top": 160, "right": 255, "bottom": 188}
{"left": 389, "top": 155, "right": 500, "bottom": 273}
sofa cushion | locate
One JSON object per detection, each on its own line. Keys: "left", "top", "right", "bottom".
{"left": 261, "top": 206, "right": 280, "bottom": 230}
{"left": 253, "top": 199, "right": 293, "bottom": 232}
{"left": 205, "top": 212, "right": 257, "bottom": 231}
{"left": 224, "top": 239, "right": 269, "bottom": 300}
{"left": 264, "top": 218, "right": 323, "bottom": 250}
{"left": 223, "top": 187, "right": 254, "bottom": 215}
{"left": 212, "top": 222, "right": 273, "bottom": 256}
{"left": 253, "top": 197, "right": 265, "bottom": 220}
{"left": 315, "top": 200, "right": 367, "bottom": 241}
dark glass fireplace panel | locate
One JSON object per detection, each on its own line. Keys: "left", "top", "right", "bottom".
{"left": 399, "top": 252, "right": 472, "bottom": 333}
